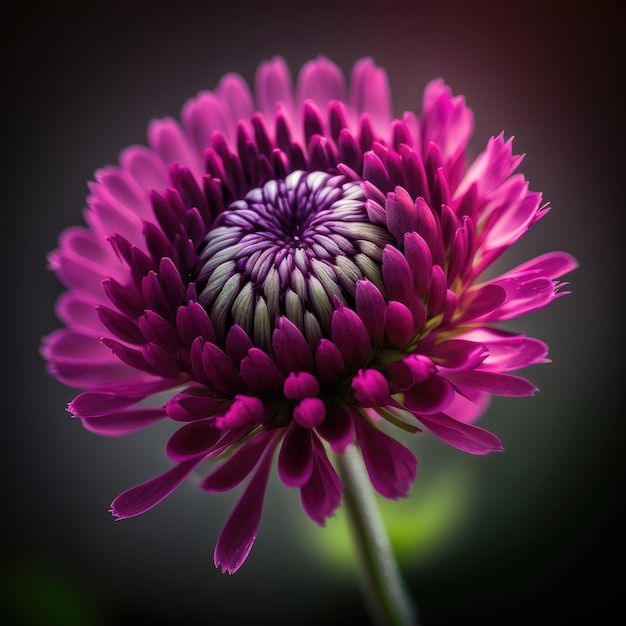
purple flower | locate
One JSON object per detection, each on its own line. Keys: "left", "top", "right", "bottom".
{"left": 42, "top": 56, "right": 577, "bottom": 574}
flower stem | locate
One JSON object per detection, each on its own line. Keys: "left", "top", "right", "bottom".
{"left": 335, "top": 445, "right": 420, "bottom": 626}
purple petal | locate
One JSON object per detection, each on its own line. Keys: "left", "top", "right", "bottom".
{"left": 202, "top": 430, "right": 275, "bottom": 492}
{"left": 403, "top": 375, "right": 455, "bottom": 414}
{"left": 355, "top": 280, "right": 386, "bottom": 345}
{"left": 403, "top": 231, "right": 432, "bottom": 297}
{"left": 294, "top": 398, "right": 326, "bottom": 429}
{"left": 385, "top": 186, "right": 417, "bottom": 242}
{"left": 82, "top": 407, "right": 166, "bottom": 436}
{"left": 384, "top": 301, "right": 414, "bottom": 348}
{"left": 352, "top": 369, "right": 390, "bottom": 407}
{"left": 349, "top": 58, "right": 392, "bottom": 140}
{"left": 300, "top": 435, "right": 343, "bottom": 525}
{"left": 214, "top": 434, "right": 279, "bottom": 574}
{"left": 418, "top": 412, "right": 503, "bottom": 454}
{"left": 240, "top": 347, "right": 285, "bottom": 393}
{"left": 450, "top": 371, "right": 538, "bottom": 396}
{"left": 283, "top": 372, "right": 320, "bottom": 399}
{"left": 111, "top": 458, "right": 201, "bottom": 519}
{"left": 314, "top": 339, "right": 346, "bottom": 387}
{"left": 166, "top": 419, "right": 221, "bottom": 461}
{"left": 382, "top": 245, "right": 413, "bottom": 303}
{"left": 272, "top": 317, "right": 315, "bottom": 373}
{"left": 427, "top": 339, "right": 488, "bottom": 373}
{"left": 215, "top": 395, "right": 263, "bottom": 430}
{"left": 353, "top": 418, "right": 417, "bottom": 500}
{"left": 297, "top": 55, "right": 345, "bottom": 110}
{"left": 316, "top": 401, "right": 355, "bottom": 453}
{"left": 330, "top": 306, "right": 370, "bottom": 365}
{"left": 278, "top": 422, "right": 314, "bottom": 487}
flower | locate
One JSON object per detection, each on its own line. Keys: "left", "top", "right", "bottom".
{"left": 42, "top": 55, "right": 577, "bottom": 574}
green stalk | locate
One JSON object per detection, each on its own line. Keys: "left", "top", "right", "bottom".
{"left": 335, "top": 445, "right": 420, "bottom": 626}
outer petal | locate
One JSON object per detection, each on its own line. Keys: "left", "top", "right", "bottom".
{"left": 353, "top": 417, "right": 417, "bottom": 500}
{"left": 300, "top": 435, "right": 343, "bottom": 525}
{"left": 417, "top": 412, "right": 503, "bottom": 454}
{"left": 214, "top": 433, "right": 280, "bottom": 574}
{"left": 110, "top": 458, "right": 202, "bottom": 519}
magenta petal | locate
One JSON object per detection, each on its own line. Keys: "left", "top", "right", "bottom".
{"left": 355, "top": 280, "right": 386, "bottom": 344}
{"left": 353, "top": 417, "right": 417, "bottom": 500}
{"left": 202, "top": 430, "right": 275, "bottom": 492}
{"left": 166, "top": 419, "right": 221, "bottom": 461}
{"left": 316, "top": 401, "right": 355, "bottom": 453}
{"left": 300, "top": 435, "right": 343, "bottom": 525}
{"left": 417, "top": 412, "right": 503, "bottom": 454}
{"left": 296, "top": 55, "right": 345, "bottom": 109}
{"left": 293, "top": 398, "right": 326, "bottom": 429}
{"left": 427, "top": 339, "right": 488, "bottom": 373}
{"left": 111, "top": 458, "right": 201, "bottom": 519}
{"left": 352, "top": 369, "right": 390, "bottom": 407}
{"left": 240, "top": 347, "right": 285, "bottom": 393}
{"left": 283, "top": 372, "right": 320, "bottom": 399}
{"left": 278, "top": 422, "right": 314, "bottom": 487}
{"left": 215, "top": 395, "right": 263, "bottom": 430}
{"left": 451, "top": 371, "right": 537, "bottom": 396}
{"left": 314, "top": 339, "right": 346, "bottom": 386}
{"left": 272, "top": 317, "right": 315, "bottom": 373}
{"left": 404, "top": 375, "right": 455, "bottom": 414}
{"left": 382, "top": 245, "right": 413, "bottom": 303}
{"left": 331, "top": 306, "right": 370, "bottom": 365}
{"left": 214, "top": 434, "right": 279, "bottom": 574}
{"left": 82, "top": 407, "right": 166, "bottom": 436}
{"left": 384, "top": 301, "right": 414, "bottom": 348}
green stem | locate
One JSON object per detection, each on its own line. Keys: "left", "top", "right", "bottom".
{"left": 335, "top": 445, "right": 420, "bottom": 626}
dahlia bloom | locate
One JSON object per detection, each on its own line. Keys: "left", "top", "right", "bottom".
{"left": 42, "top": 56, "right": 576, "bottom": 574}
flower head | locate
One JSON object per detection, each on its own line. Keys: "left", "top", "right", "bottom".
{"left": 42, "top": 56, "right": 577, "bottom": 573}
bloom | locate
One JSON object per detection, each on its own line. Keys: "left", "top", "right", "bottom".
{"left": 42, "top": 55, "right": 577, "bottom": 573}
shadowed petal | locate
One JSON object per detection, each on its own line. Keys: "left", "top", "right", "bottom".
{"left": 418, "top": 412, "right": 503, "bottom": 454}
{"left": 214, "top": 434, "right": 280, "bottom": 574}
{"left": 353, "top": 417, "right": 417, "bottom": 500}
{"left": 111, "top": 458, "right": 201, "bottom": 519}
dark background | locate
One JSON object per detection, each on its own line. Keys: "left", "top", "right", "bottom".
{"left": 2, "top": 1, "right": 624, "bottom": 624}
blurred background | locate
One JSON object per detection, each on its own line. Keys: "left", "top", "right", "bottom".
{"left": 2, "top": 1, "right": 623, "bottom": 624}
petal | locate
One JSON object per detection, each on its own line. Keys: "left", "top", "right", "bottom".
{"left": 352, "top": 369, "right": 390, "bottom": 407}
{"left": 403, "top": 375, "right": 455, "bottom": 414}
{"left": 82, "top": 407, "right": 166, "bottom": 436}
{"left": 293, "top": 398, "right": 326, "bottom": 429}
{"left": 331, "top": 306, "right": 370, "bottom": 365}
{"left": 202, "top": 430, "right": 275, "bottom": 492}
{"left": 214, "top": 434, "right": 280, "bottom": 574}
{"left": 278, "top": 422, "right": 314, "bottom": 487}
{"left": 166, "top": 419, "right": 222, "bottom": 461}
{"left": 417, "top": 412, "right": 503, "bottom": 454}
{"left": 353, "top": 418, "right": 417, "bottom": 500}
{"left": 110, "top": 458, "right": 201, "bottom": 519}
{"left": 283, "top": 372, "right": 320, "bottom": 399}
{"left": 215, "top": 395, "right": 264, "bottom": 430}
{"left": 300, "top": 435, "right": 343, "bottom": 525}
{"left": 316, "top": 401, "right": 355, "bottom": 453}
{"left": 296, "top": 55, "right": 346, "bottom": 110}
{"left": 450, "top": 371, "right": 537, "bottom": 396}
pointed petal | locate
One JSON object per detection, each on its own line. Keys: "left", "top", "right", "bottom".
{"left": 110, "top": 458, "right": 201, "bottom": 519}
{"left": 214, "top": 434, "right": 279, "bottom": 574}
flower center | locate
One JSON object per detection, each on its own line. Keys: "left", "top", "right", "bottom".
{"left": 196, "top": 170, "right": 392, "bottom": 350}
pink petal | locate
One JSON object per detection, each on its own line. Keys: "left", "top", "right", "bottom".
{"left": 316, "top": 401, "right": 355, "bottom": 453}
{"left": 331, "top": 305, "right": 370, "bottom": 365}
{"left": 215, "top": 395, "right": 263, "bottom": 430}
{"left": 278, "top": 422, "right": 314, "bottom": 487}
{"left": 352, "top": 369, "right": 390, "bottom": 407}
{"left": 166, "top": 419, "right": 222, "bottom": 461}
{"left": 314, "top": 339, "right": 346, "bottom": 386}
{"left": 417, "top": 412, "right": 503, "bottom": 454}
{"left": 82, "top": 407, "right": 166, "bottom": 436}
{"left": 451, "top": 371, "right": 537, "bottom": 396}
{"left": 404, "top": 374, "right": 455, "bottom": 415}
{"left": 300, "top": 435, "right": 343, "bottom": 525}
{"left": 110, "top": 458, "right": 201, "bottom": 519}
{"left": 353, "top": 418, "right": 417, "bottom": 500}
{"left": 202, "top": 430, "right": 275, "bottom": 492}
{"left": 293, "top": 397, "right": 326, "bottom": 429}
{"left": 214, "top": 434, "right": 280, "bottom": 574}
{"left": 349, "top": 58, "right": 392, "bottom": 141}
{"left": 296, "top": 55, "right": 345, "bottom": 110}
{"left": 283, "top": 372, "right": 320, "bottom": 399}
